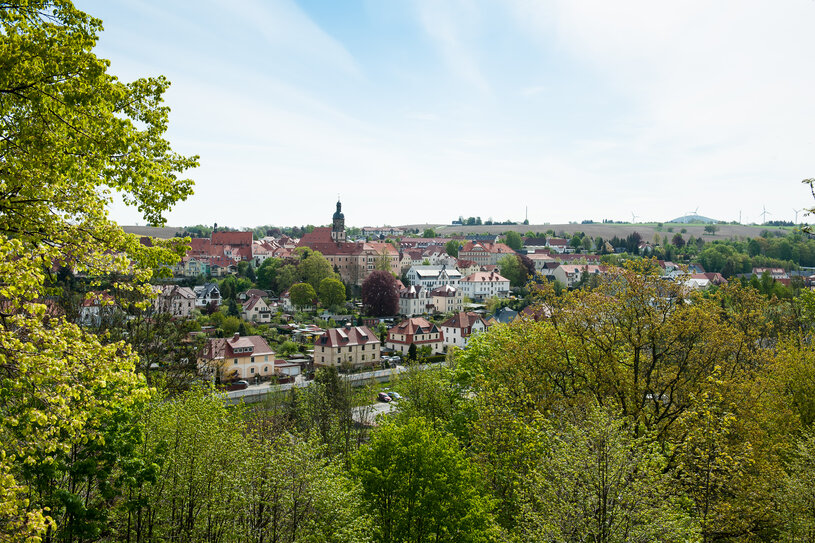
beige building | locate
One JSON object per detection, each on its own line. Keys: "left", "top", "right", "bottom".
{"left": 430, "top": 285, "right": 463, "bottom": 314}
{"left": 314, "top": 324, "right": 381, "bottom": 368}
{"left": 153, "top": 285, "right": 197, "bottom": 318}
{"left": 297, "top": 201, "right": 400, "bottom": 285}
{"left": 241, "top": 294, "right": 273, "bottom": 323}
{"left": 202, "top": 334, "right": 277, "bottom": 381}
{"left": 386, "top": 317, "right": 444, "bottom": 355}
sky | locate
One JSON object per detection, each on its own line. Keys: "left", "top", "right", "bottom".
{"left": 77, "top": 0, "right": 815, "bottom": 229}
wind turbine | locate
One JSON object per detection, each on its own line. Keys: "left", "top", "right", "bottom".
{"left": 760, "top": 205, "right": 771, "bottom": 224}
{"left": 631, "top": 211, "right": 639, "bottom": 223}
{"left": 687, "top": 206, "right": 699, "bottom": 216}
{"left": 793, "top": 208, "right": 802, "bottom": 224}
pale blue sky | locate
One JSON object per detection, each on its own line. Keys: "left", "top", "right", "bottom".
{"left": 77, "top": 0, "right": 815, "bottom": 228}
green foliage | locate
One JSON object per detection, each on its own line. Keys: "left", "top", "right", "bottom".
{"left": 299, "top": 250, "right": 338, "bottom": 290}
{"left": 289, "top": 282, "right": 317, "bottom": 309}
{"left": 354, "top": 418, "right": 496, "bottom": 543}
{"left": 276, "top": 263, "right": 299, "bottom": 293}
{"left": 497, "top": 254, "right": 527, "bottom": 287}
{"left": 422, "top": 228, "right": 436, "bottom": 238}
{"left": 519, "top": 405, "right": 697, "bottom": 543}
{"left": 255, "top": 257, "right": 281, "bottom": 291}
{"left": 319, "top": 277, "right": 346, "bottom": 308}
{"left": 503, "top": 231, "right": 522, "bottom": 251}
{"left": 445, "top": 239, "right": 460, "bottom": 257}
{"left": 0, "top": 1, "right": 198, "bottom": 538}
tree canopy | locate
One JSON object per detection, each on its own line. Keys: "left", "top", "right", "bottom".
{"left": 361, "top": 270, "right": 399, "bottom": 316}
{"left": 0, "top": 2, "right": 197, "bottom": 538}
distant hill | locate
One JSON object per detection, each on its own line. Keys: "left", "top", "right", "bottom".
{"left": 668, "top": 214, "right": 718, "bottom": 224}
{"left": 121, "top": 225, "right": 184, "bottom": 239}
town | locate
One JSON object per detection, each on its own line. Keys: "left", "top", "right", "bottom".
{"left": 73, "top": 199, "right": 808, "bottom": 389}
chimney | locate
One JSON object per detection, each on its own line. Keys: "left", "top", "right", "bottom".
{"left": 233, "top": 332, "right": 240, "bottom": 341}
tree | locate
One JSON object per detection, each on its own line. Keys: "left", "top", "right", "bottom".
{"left": 361, "top": 270, "right": 399, "bottom": 317}
{"left": 497, "top": 254, "right": 527, "bottom": 287}
{"left": 276, "top": 263, "right": 299, "bottom": 293}
{"left": 353, "top": 418, "right": 496, "bottom": 543}
{"left": 672, "top": 232, "right": 686, "bottom": 248}
{"left": 704, "top": 224, "right": 719, "bottom": 235}
{"left": 290, "top": 282, "right": 316, "bottom": 309}
{"left": 0, "top": 2, "right": 197, "bottom": 539}
{"left": 299, "top": 250, "right": 338, "bottom": 290}
{"left": 445, "top": 240, "right": 460, "bottom": 257}
{"left": 423, "top": 228, "right": 436, "bottom": 238}
{"left": 504, "top": 231, "right": 522, "bottom": 251}
{"left": 519, "top": 406, "right": 696, "bottom": 543}
{"left": 255, "top": 257, "right": 281, "bottom": 291}
{"left": 319, "top": 277, "right": 346, "bottom": 308}
{"left": 408, "top": 343, "right": 418, "bottom": 361}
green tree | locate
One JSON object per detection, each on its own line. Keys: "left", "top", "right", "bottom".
{"left": 519, "top": 406, "right": 697, "bottom": 543}
{"left": 504, "top": 231, "right": 522, "bottom": 251}
{"left": 299, "top": 250, "right": 338, "bottom": 290}
{"left": 0, "top": 1, "right": 197, "bottom": 538}
{"left": 290, "top": 282, "right": 317, "bottom": 309}
{"left": 497, "top": 254, "right": 526, "bottom": 287}
{"left": 255, "top": 257, "right": 281, "bottom": 291}
{"left": 445, "top": 240, "right": 460, "bottom": 257}
{"left": 276, "top": 263, "right": 299, "bottom": 293}
{"left": 354, "top": 418, "right": 496, "bottom": 543}
{"left": 422, "top": 228, "right": 436, "bottom": 238}
{"left": 319, "top": 276, "right": 346, "bottom": 308}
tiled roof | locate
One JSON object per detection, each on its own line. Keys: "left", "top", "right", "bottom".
{"left": 206, "top": 334, "right": 274, "bottom": 360}
{"left": 388, "top": 317, "right": 439, "bottom": 336}
{"left": 463, "top": 271, "right": 510, "bottom": 283}
{"left": 317, "top": 325, "right": 380, "bottom": 347}
{"left": 431, "top": 285, "right": 458, "bottom": 297}
{"left": 441, "top": 311, "right": 484, "bottom": 329}
{"left": 242, "top": 294, "right": 266, "bottom": 311}
{"left": 212, "top": 231, "right": 253, "bottom": 246}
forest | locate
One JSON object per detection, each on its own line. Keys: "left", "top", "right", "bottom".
{"left": 4, "top": 2, "right": 815, "bottom": 542}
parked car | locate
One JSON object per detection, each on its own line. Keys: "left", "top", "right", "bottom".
{"left": 377, "top": 392, "right": 392, "bottom": 403}
{"left": 224, "top": 379, "right": 249, "bottom": 391}
{"left": 383, "top": 391, "right": 402, "bottom": 401}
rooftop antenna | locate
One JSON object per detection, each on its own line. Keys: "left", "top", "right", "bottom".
{"left": 760, "top": 205, "right": 771, "bottom": 224}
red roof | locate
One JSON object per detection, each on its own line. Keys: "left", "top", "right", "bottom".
{"left": 388, "top": 317, "right": 439, "bottom": 336}
{"left": 212, "top": 231, "right": 253, "bottom": 246}
{"left": 317, "top": 325, "right": 380, "bottom": 348}
{"left": 441, "top": 311, "right": 485, "bottom": 330}
{"left": 463, "top": 271, "right": 509, "bottom": 283}
{"left": 205, "top": 334, "right": 274, "bottom": 359}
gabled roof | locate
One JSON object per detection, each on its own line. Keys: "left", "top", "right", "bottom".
{"left": 157, "top": 285, "right": 196, "bottom": 300}
{"left": 242, "top": 294, "right": 268, "bottom": 311}
{"left": 212, "top": 231, "right": 253, "bottom": 246}
{"left": 441, "top": 311, "right": 485, "bottom": 330}
{"left": 389, "top": 317, "right": 439, "bottom": 336}
{"left": 431, "top": 285, "right": 458, "bottom": 297}
{"left": 205, "top": 334, "right": 274, "bottom": 359}
{"left": 463, "top": 271, "right": 510, "bottom": 283}
{"left": 487, "top": 307, "right": 518, "bottom": 324}
{"left": 317, "top": 325, "right": 380, "bottom": 347}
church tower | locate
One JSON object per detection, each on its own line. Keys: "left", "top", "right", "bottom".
{"left": 331, "top": 199, "right": 346, "bottom": 243}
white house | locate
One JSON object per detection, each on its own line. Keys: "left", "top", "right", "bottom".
{"left": 241, "top": 294, "right": 273, "bottom": 323}
{"left": 399, "top": 285, "right": 433, "bottom": 316}
{"left": 193, "top": 283, "right": 221, "bottom": 309}
{"left": 441, "top": 311, "right": 487, "bottom": 349}
{"left": 460, "top": 271, "right": 510, "bottom": 301}
{"left": 430, "top": 285, "right": 463, "bottom": 314}
{"left": 405, "top": 265, "right": 462, "bottom": 291}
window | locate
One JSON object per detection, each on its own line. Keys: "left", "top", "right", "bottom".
{"left": 251, "top": 356, "right": 255, "bottom": 362}
{"left": 250, "top": 367, "right": 255, "bottom": 374}
{"left": 234, "top": 359, "right": 238, "bottom": 364}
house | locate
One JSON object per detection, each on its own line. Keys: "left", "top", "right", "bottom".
{"left": 386, "top": 317, "right": 444, "bottom": 355}
{"left": 430, "top": 285, "right": 463, "bottom": 314}
{"left": 562, "top": 264, "right": 608, "bottom": 288}
{"left": 545, "top": 238, "right": 571, "bottom": 254}
{"left": 176, "top": 256, "right": 210, "bottom": 277}
{"left": 399, "top": 285, "right": 433, "bottom": 316}
{"left": 441, "top": 311, "right": 487, "bottom": 349}
{"left": 752, "top": 267, "right": 789, "bottom": 280}
{"left": 153, "top": 285, "right": 197, "bottom": 318}
{"left": 202, "top": 333, "right": 276, "bottom": 381}
{"left": 241, "top": 294, "right": 273, "bottom": 323}
{"left": 405, "top": 265, "right": 462, "bottom": 291}
{"left": 314, "top": 323, "right": 381, "bottom": 368}
{"left": 193, "top": 283, "right": 221, "bottom": 309}
{"left": 485, "top": 307, "right": 518, "bottom": 326}
{"left": 79, "top": 291, "right": 116, "bottom": 327}
{"left": 460, "top": 271, "right": 511, "bottom": 301}
{"left": 459, "top": 241, "right": 516, "bottom": 266}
